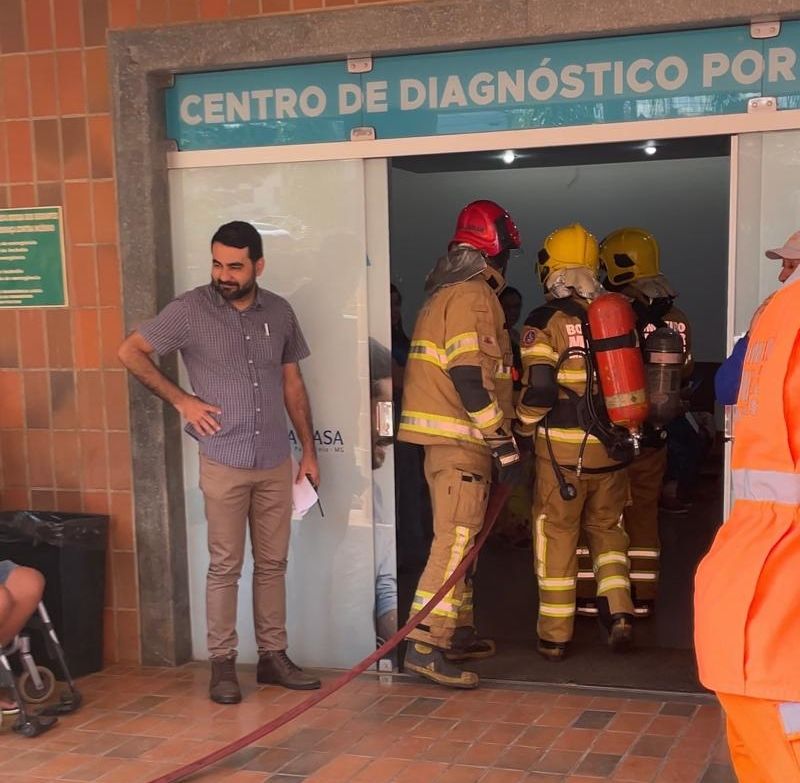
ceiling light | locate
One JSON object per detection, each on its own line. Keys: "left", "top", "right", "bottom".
{"left": 644, "top": 142, "right": 657, "bottom": 156}
{"left": 502, "top": 150, "right": 516, "bottom": 164}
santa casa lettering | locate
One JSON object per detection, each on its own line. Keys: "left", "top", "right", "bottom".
{"left": 289, "top": 428, "right": 345, "bottom": 452}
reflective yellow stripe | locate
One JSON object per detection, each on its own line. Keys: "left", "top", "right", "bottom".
{"left": 628, "top": 548, "right": 660, "bottom": 559}
{"left": 537, "top": 428, "right": 601, "bottom": 445}
{"left": 539, "top": 577, "right": 576, "bottom": 591}
{"left": 630, "top": 572, "right": 658, "bottom": 581}
{"left": 412, "top": 588, "right": 461, "bottom": 608}
{"left": 577, "top": 571, "right": 595, "bottom": 579}
{"left": 557, "top": 368, "right": 588, "bottom": 384}
{"left": 399, "top": 411, "right": 484, "bottom": 445}
{"left": 540, "top": 602, "right": 576, "bottom": 617}
{"left": 495, "top": 367, "right": 512, "bottom": 380}
{"left": 468, "top": 400, "right": 504, "bottom": 430}
{"left": 411, "top": 602, "right": 458, "bottom": 619}
{"left": 597, "top": 576, "right": 630, "bottom": 594}
{"left": 445, "top": 331, "right": 480, "bottom": 361}
{"left": 518, "top": 410, "right": 545, "bottom": 426}
{"left": 535, "top": 513, "right": 547, "bottom": 579}
{"left": 408, "top": 340, "right": 446, "bottom": 367}
{"left": 576, "top": 547, "right": 591, "bottom": 556}
{"left": 438, "top": 525, "right": 470, "bottom": 612}
{"left": 596, "top": 552, "right": 629, "bottom": 568}
{"left": 521, "top": 344, "right": 559, "bottom": 362}
{"left": 411, "top": 582, "right": 462, "bottom": 618}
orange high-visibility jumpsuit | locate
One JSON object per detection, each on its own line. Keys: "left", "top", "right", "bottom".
{"left": 694, "top": 273, "right": 800, "bottom": 782}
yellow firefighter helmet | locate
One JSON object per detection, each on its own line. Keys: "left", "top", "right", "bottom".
{"left": 537, "top": 223, "right": 599, "bottom": 287}
{"left": 600, "top": 227, "right": 661, "bottom": 285}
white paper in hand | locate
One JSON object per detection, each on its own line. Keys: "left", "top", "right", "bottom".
{"left": 291, "top": 456, "right": 319, "bottom": 519}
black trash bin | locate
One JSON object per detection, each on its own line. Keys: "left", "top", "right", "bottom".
{"left": 0, "top": 511, "right": 109, "bottom": 679}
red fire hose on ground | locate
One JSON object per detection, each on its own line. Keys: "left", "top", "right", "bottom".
{"left": 145, "top": 482, "right": 512, "bottom": 783}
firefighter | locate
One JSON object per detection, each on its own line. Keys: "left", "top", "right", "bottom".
{"left": 517, "top": 223, "right": 635, "bottom": 662}
{"left": 575, "top": 228, "right": 692, "bottom": 619}
{"left": 399, "top": 199, "right": 521, "bottom": 689}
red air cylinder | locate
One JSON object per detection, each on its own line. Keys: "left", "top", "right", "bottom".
{"left": 587, "top": 293, "right": 649, "bottom": 434}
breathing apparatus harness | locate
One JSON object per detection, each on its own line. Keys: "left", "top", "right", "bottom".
{"left": 533, "top": 297, "right": 635, "bottom": 501}
{"left": 610, "top": 287, "right": 686, "bottom": 446}
{"left": 604, "top": 277, "right": 674, "bottom": 334}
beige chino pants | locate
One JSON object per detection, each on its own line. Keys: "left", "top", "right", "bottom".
{"left": 200, "top": 454, "right": 293, "bottom": 660}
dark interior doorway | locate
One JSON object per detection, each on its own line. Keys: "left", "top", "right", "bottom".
{"left": 391, "top": 136, "right": 730, "bottom": 693}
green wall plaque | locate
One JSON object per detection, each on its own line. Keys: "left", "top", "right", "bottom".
{"left": 0, "top": 206, "right": 68, "bottom": 308}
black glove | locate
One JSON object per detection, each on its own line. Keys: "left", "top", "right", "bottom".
{"left": 511, "top": 424, "right": 534, "bottom": 456}
{"left": 485, "top": 429, "right": 523, "bottom": 484}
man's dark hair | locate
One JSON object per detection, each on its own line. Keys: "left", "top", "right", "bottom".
{"left": 211, "top": 221, "right": 263, "bottom": 263}
{"left": 369, "top": 338, "right": 392, "bottom": 385}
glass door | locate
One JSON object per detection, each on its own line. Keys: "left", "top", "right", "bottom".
{"left": 364, "top": 160, "right": 398, "bottom": 668}
{"left": 169, "top": 158, "right": 391, "bottom": 668}
{"left": 726, "top": 130, "right": 800, "bottom": 514}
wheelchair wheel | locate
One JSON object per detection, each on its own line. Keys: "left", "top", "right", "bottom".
{"left": 18, "top": 667, "right": 55, "bottom": 704}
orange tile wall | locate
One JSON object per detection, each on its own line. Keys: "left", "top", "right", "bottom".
{"left": 0, "top": 0, "right": 419, "bottom": 665}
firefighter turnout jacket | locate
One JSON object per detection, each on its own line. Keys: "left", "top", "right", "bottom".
{"left": 398, "top": 268, "right": 514, "bottom": 453}
{"left": 516, "top": 296, "right": 622, "bottom": 471}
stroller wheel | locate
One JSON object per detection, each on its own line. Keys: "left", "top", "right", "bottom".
{"left": 19, "top": 667, "right": 55, "bottom": 704}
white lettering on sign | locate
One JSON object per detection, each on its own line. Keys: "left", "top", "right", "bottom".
{"left": 338, "top": 83, "right": 362, "bottom": 114}
{"left": 365, "top": 80, "right": 389, "bottom": 113}
{"left": 704, "top": 46, "right": 798, "bottom": 86}
{"left": 174, "top": 43, "right": 800, "bottom": 130}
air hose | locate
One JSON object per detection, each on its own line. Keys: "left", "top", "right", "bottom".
{"left": 146, "top": 482, "right": 512, "bottom": 783}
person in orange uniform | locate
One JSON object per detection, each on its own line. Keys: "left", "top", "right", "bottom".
{"left": 399, "top": 200, "right": 521, "bottom": 689}
{"left": 694, "top": 233, "right": 800, "bottom": 782}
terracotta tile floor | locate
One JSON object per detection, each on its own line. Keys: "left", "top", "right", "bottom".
{"left": 0, "top": 664, "right": 736, "bottom": 782}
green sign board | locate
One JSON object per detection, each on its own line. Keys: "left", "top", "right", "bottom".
{"left": 0, "top": 206, "right": 67, "bottom": 308}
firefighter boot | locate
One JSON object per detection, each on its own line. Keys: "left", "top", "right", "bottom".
{"left": 608, "top": 614, "right": 634, "bottom": 653}
{"left": 597, "top": 598, "right": 634, "bottom": 653}
{"left": 444, "top": 627, "right": 496, "bottom": 662}
{"left": 405, "top": 642, "right": 479, "bottom": 689}
{"left": 209, "top": 656, "right": 241, "bottom": 704}
{"left": 537, "top": 639, "right": 568, "bottom": 662}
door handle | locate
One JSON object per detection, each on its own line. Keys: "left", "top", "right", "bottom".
{"left": 375, "top": 400, "right": 394, "bottom": 438}
{"left": 723, "top": 404, "right": 734, "bottom": 442}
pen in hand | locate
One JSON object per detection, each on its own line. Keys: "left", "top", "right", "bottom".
{"left": 306, "top": 473, "right": 324, "bottom": 517}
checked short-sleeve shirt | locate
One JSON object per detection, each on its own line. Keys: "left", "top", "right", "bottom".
{"left": 138, "top": 284, "right": 310, "bottom": 470}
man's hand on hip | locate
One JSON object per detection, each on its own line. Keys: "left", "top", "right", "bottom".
{"left": 175, "top": 394, "right": 222, "bottom": 436}
{"left": 297, "top": 452, "right": 320, "bottom": 487}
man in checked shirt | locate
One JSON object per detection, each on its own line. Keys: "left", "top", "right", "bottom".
{"left": 119, "top": 221, "right": 321, "bottom": 703}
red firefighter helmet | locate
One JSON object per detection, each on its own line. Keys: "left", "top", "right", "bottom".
{"left": 449, "top": 200, "right": 521, "bottom": 257}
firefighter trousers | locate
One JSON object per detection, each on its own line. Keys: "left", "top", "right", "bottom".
{"left": 407, "top": 444, "right": 492, "bottom": 650}
{"left": 532, "top": 457, "right": 633, "bottom": 644}
{"left": 576, "top": 446, "right": 665, "bottom": 603}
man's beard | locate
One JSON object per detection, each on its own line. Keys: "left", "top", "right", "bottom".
{"left": 212, "top": 277, "right": 256, "bottom": 301}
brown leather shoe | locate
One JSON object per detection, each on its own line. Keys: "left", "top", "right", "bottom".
{"left": 257, "top": 650, "right": 320, "bottom": 690}
{"left": 209, "top": 656, "right": 241, "bottom": 704}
